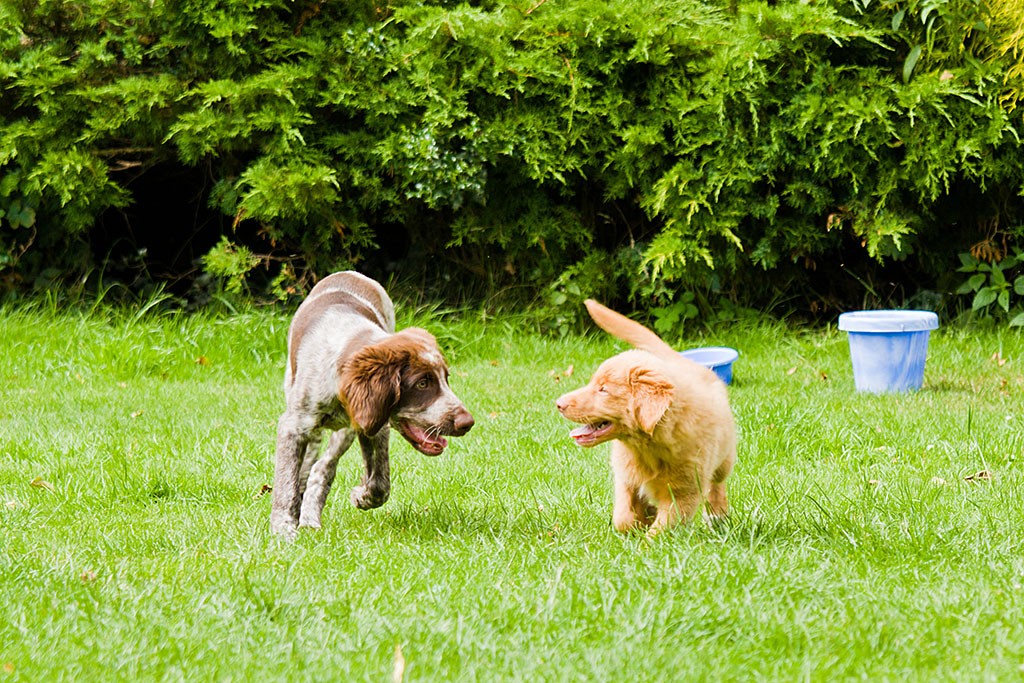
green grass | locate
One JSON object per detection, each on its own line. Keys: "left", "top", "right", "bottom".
{"left": 2, "top": 301, "right": 1023, "bottom": 681}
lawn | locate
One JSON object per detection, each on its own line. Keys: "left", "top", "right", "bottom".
{"left": 1, "top": 300, "right": 1023, "bottom": 681}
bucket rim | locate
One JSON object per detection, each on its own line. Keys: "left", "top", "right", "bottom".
{"left": 679, "top": 346, "right": 739, "bottom": 367}
{"left": 838, "top": 310, "right": 938, "bottom": 333}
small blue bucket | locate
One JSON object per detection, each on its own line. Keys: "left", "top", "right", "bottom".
{"left": 838, "top": 310, "right": 939, "bottom": 393}
{"left": 680, "top": 346, "right": 739, "bottom": 385}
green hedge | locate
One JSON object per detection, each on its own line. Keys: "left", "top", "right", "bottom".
{"left": 2, "top": 0, "right": 1022, "bottom": 310}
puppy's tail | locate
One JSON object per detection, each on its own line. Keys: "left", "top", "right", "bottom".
{"left": 584, "top": 299, "right": 678, "bottom": 361}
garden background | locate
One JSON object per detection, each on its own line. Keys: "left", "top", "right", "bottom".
{"left": 2, "top": 0, "right": 1023, "bottom": 324}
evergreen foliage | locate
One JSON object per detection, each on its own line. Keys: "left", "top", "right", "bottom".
{"left": 1, "top": 0, "right": 1022, "bottom": 312}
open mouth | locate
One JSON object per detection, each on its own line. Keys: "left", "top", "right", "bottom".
{"left": 398, "top": 420, "right": 448, "bottom": 456}
{"left": 569, "top": 421, "right": 614, "bottom": 446}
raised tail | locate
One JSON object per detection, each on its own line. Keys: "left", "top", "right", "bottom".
{"left": 584, "top": 299, "right": 678, "bottom": 361}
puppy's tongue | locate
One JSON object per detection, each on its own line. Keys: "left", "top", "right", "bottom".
{"left": 570, "top": 424, "right": 599, "bottom": 439}
{"left": 401, "top": 422, "right": 448, "bottom": 455}
{"left": 569, "top": 421, "right": 611, "bottom": 444}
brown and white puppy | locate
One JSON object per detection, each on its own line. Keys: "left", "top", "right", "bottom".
{"left": 556, "top": 300, "right": 736, "bottom": 537}
{"left": 270, "top": 271, "right": 474, "bottom": 539}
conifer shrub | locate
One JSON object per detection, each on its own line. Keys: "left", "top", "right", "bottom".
{"left": 1, "top": 0, "right": 1021, "bottom": 314}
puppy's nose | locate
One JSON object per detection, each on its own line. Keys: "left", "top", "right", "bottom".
{"left": 555, "top": 397, "right": 568, "bottom": 413}
{"left": 452, "top": 408, "right": 474, "bottom": 435}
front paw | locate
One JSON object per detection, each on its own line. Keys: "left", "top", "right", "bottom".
{"left": 270, "top": 512, "right": 299, "bottom": 540}
{"left": 298, "top": 512, "right": 322, "bottom": 529}
{"left": 350, "top": 483, "right": 388, "bottom": 510}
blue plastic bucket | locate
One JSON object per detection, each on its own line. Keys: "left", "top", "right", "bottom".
{"left": 680, "top": 346, "right": 739, "bottom": 385}
{"left": 838, "top": 310, "right": 939, "bottom": 393}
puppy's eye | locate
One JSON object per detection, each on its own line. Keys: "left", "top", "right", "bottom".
{"left": 415, "top": 377, "right": 431, "bottom": 390}
{"left": 598, "top": 385, "right": 607, "bottom": 394}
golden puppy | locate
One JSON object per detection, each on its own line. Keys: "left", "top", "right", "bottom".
{"left": 556, "top": 300, "right": 736, "bottom": 536}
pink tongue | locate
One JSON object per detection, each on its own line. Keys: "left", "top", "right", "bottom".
{"left": 570, "top": 424, "right": 598, "bottom": 438}
{"left": 407, "top": 423, "right": 447, "bottom": 448}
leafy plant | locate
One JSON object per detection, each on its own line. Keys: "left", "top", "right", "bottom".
{"left": 956, "top": 249, "right": 1024, "bottom": 325}
{"left": 651, "top": 291, "right": 699, "bottom": 336}
{"left": 201, "top": 236, "right": 261, "bottom": 295}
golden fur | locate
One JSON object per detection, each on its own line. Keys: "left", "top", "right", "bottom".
{"left": 556, "top": 300, "right": 736, "bottom": 536}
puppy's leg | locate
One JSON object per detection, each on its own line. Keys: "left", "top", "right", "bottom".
{"left": 351, "top": 429, "right": 391, "bottom": 510}
{"left": 296, "top": 432, "right": 323, "bottom": 499}
{"left": 270, "top": 411, "right": 316, "bottom": 539}
{"left": 299, "top": 429, "right": 356, "bottom": 528}
{"left": 706, "top": 452, "right": 735, "bottom": 520}
{"left": 647, "top": 483, "right": 703, "bottom": 537}
{"left": 610, "top": 451, "right": 650, "bottom": 533}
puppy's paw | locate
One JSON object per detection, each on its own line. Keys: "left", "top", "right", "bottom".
{"left": 350, "top": 484, "right": 388, "bottom": 510}
{"left": 298, "top": 513, "right": 322, "bottom": 529}
{"left": 703, "top": 510, "right": 729, "bottom": 533}
{"left": 269, "top": 512, "right": 299, "bottom": 541}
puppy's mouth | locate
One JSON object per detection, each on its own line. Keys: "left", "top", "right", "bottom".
{"left": 397, "top": 420, "right": 448, "bottom": 456}
{"left": 569, "top": 420, "right": 614, "bottom": 447}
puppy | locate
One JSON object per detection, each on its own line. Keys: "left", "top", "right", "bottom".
{"left": 556, "top": 300, "right": 736, "bottom": 536}
{"left": 270, "top": 271, "right": 474, "bottom": 539}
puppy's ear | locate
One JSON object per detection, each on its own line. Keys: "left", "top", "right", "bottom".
{"left": 629, "top": 367, "right": 674, "bottom": 434}
{"left": 338, "top": 344, "right": 403, "bottom": 435}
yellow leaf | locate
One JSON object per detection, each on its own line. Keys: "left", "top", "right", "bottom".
{"left": 30, "top": 477, "right": 54, "bottom": 492}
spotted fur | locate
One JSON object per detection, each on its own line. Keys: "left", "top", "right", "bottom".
{"left": 270, "top": 272, "right": 474, "bottom": 539}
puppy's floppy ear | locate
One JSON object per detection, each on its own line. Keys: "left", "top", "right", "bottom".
{"left": 338, "top": 343, "right": 403, "bottom": 435}
{"left": 628, "top": 367, "right": 674, "bottom": 434}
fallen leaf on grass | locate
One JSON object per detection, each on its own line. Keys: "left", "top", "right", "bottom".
{"left": 5, "top": 499, "right": 21, "bottom": 509}
{"left": 786, "top": 367, "right": 798, "bottom": 376}
{"left": 29, "top": 477, "right": 54, "bottom": 492}
{"left": 80, "top": 570, "right": 97, "bottom": 583}
{"left": 548, "top": 366, "right": 575, "bottom": 382}
{"left": 130, "top": 410, "right": 144, "bottom": 419}
{"left": 991, "top": 352, "right": 1007, "bottom": 367}
{"left": 868, "top": 479, "right": 881, "bottom": 487}
{"left": 254, "top": 484, "right": 272, "bottom": 499}
{"left": 489, "top": 359, "right": 500, "bottom": 367}
{"left": 393, "top": 644, "right": 406, "bottom": 683}
{"left": 964, "top": 470, "right": 993, "bottom": 483}
{"left": 196, "top": 356, "right": 210, "bottom": 366}
{"left": 3, "top": 662, "right": 14, "bottom": 674}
